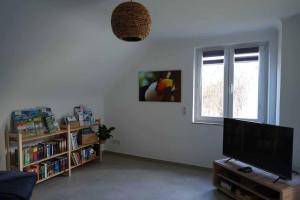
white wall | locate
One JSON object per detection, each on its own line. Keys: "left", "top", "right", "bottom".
{"left": 0, "top": 0, "right": 150, "bottom": 170}
{"left": 279, "top": 14, "right": 300, "bottom": 172}
{"left": 105, "top": 29, "right": 279, "bottom": 168}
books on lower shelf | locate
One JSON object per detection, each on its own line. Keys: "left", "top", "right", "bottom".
{"left": 24, "top": 156, "right": 68, "bottom": 181}
{"left": 71, "top": 147, "right": 96, "bottom": 166}
{"left": 23, "top": 138, "right": 67, "bottom": 166}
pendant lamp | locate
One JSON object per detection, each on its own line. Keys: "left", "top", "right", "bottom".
{"left": 111, "top": 0, "right": 152, "bottom": 42}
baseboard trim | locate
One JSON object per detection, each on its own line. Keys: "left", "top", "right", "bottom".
{"left": 103, "top": 150, "right": 212, "bottom": 171}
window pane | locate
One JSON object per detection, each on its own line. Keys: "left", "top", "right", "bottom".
{"left": 201, "top": 51, "right": 224, "bottom": 117}
{"left": 233, "top": 48, "right": 259, "bottom": 119}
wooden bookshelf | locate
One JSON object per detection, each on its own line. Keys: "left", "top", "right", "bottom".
{"left": 214, "top": 159, "right": 300, "bottom": 200}
{"left": 6, "top": 123, "right": 102, "bottom": 184}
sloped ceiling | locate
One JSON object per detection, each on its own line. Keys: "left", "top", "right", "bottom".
{"left": 0, "top": 0, "right": 300, "bottom": 99}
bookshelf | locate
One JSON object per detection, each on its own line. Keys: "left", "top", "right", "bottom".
{"left": 6, "top": 123, "right": 101, "bottom": 184}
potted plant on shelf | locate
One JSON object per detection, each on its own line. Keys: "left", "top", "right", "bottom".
{"left": 97, "top": 124, "right": 115, "bottom": 144}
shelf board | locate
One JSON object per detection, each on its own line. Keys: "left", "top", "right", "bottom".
{"left": 8, "top": 133, "right": 18, "bottom": 139}
{"left": 9, "top": 124, "right": 98, "bottom": 143}
{"left": 217, "top": 186, "right": 242, "bottom": 200}
{"left": 22, "top": 130, "right": 68, "bottom": 142}
{"left": 70, "top": 124, "right": 99, "bottom": 132}
{"left": 36, "top": 170, "right": 68, "bottom": 184}
{"left": 71, "top": 156, "right": 98, "bottom": 169}
{"left": 71, "top": 142, "right": 99, "bottom": 152}
{"left": 23, "top": 151, "right": 68, "bottom": 168}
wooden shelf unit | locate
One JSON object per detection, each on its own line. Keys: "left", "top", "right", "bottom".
{"left": 6, "top": 124, "right": 102, "bottom": 184}
{"left": 213, "top": 159, "right": 300, "bottom": 200}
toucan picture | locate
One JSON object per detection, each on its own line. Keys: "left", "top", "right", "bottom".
{"left": 139, "top": 70, "right": 181, "bottom": 102}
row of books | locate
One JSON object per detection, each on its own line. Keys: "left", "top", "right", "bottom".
{"left": 23, "top": 138, "right": 67, "bottom": 166}
{"left": 24, "top": 156, "right": 68, "bottom": 180}
{"left": 71, "top": 147, "right": 96, "bottom": 166}
{"left": 12, "top": 107, "right": 60, "bottom": 136}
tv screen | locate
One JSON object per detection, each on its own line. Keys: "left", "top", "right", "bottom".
{"left": 223, "top": 118, "right": 294, "bottom": 180}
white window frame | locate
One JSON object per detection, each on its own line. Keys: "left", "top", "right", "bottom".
{"left": 193, "top": 43, "right": 268, "bottom": 124}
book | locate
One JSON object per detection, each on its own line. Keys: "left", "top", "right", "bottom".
{"left": 41, "top": 162, "right": 48, "bottom": 178}
{"left": 74, "top": 105, "right": 95, "bottom": 126}
{"left": 71, "top": 152, "right": 79, "bottom": 166}
{"left": 12, "top": 108, "right": 43, "bottom": 134}
{"left": 32, "top": 146, "right": 38, "bottom": 161}
{"left": 71, "top": 133, "right": 79, "bottom": 150}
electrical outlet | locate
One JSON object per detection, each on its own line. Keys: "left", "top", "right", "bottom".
{"left": 112, "top": 139, "right": 121, "bottom": 145}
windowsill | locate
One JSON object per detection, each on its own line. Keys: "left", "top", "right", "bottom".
{"left": 192, "top": 121, "right": 224, "bottom": 126}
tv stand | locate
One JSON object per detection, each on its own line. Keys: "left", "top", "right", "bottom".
{"left": 213, "top": 159, "right": 300, "bottom": 200}
{"left": 292, "top": 170, "right": 299, "bottom": 175}
{"left": 273, "top": 177, "right": 286, "bottom": 184}
{"left": 225, "top": 158, "right": 233, "bottom": 163}
{"left": 238, "top": 166, "right": 253, "bottom": 173}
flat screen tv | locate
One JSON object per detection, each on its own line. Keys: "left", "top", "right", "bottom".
{"left": 223, "top": 118, "right": 294, "bottom": 180}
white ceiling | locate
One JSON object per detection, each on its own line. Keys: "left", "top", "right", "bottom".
{"left": 124, "top": 0, "right": 300, "bottom": 38}
{"left": 51, "top": 0, "right": 300, "bottom": 39}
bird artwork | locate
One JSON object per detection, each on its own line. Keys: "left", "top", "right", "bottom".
{"left": 139, "top": 70, "right": 181, "bottom": 102}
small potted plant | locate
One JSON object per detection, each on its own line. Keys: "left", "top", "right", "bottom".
{"left": 97, "top": 124, "right": 115, "bottom": 144}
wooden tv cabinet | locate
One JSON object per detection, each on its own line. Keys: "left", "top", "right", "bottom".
{"left": 213, "top": 159, "right": 300, "bottom": 200}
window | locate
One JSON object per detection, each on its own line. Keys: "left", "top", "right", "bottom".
{"left": 193, "top": 44, "right": 268, "bottom": 124}
{"left": 201, "top": 50, "right": 224, "bottom": 118}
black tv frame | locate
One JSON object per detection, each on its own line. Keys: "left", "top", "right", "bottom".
{"left": 223, "top": 118, "right": 294, "bottom": 181}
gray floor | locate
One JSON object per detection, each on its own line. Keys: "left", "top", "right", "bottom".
{"left": 32, "top": 153, "right": 230, "bottom": 200}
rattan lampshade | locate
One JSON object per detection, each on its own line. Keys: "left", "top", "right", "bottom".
{"left": 111, "top": 1, "right": 151, "bottom": 42}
